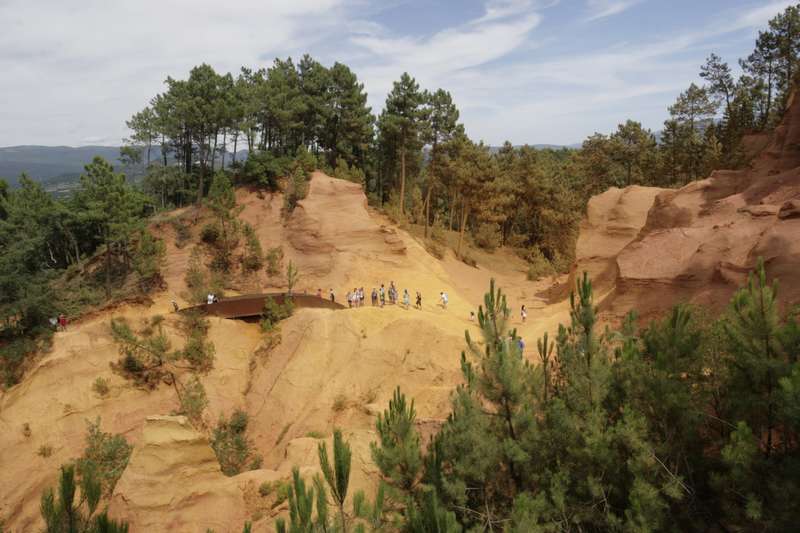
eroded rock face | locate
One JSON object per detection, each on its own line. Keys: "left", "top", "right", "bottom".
{"left": 575, "top": 185, "right": 666, "bottom": 294}
{"left": 108, "top": 415, "right": 249, "bottom": 533}
{"left": 577, "top": 92, "right": 800, "bottom": 322}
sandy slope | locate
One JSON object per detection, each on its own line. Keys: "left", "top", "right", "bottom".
{"left": 0, "top": 172, "right": 564, "bottom": 532}
{"left": 5, "top": 95, "right": 799, "bottom": 529}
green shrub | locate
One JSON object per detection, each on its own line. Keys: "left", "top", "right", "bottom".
{"left": 133, "top": 230, "right": 166, "bottom": 292}
{"left": 333, "top": 157, "right": 365, "bottom": 184}
{"left": 182, "top": 334, "right": 215, "bottom": 372}
{"left": 473, "top": 223, "right": 502, "bottom": 252}
{"left": 260, "top": 297, "right": 294, "bottom": 332}
{"left": 241, "top": 151, "right": 291, "bottom": 190}
{"left": 265, "top": 246, "right": 284, "bottom": 277}
{"left": 430, "top": 221, "right": 447, "bottom": 244}
{"left": 241, "top": 224, "right": 264, "bottom": 272}
{"left": 179, "top": 376, "right": 208, "bottom": 426}
{"left": 284, "top": 167, "right": 309, "bottom": 214}
{"left": 170, "top": 217, "right": 192, "bottom": 248}
{"left": 92, "top": 377, "right": 110, "bottom": 398}
{"left": 38, "top": 444, "right": 53, "bottom": 458}
{"left": 77, "top": 418, "right": 133, "bottom": 496}
{"left": 332, "top": 393, "right": 348, "bottom": 412}
{"left": 211, "top": 409, "right": 262, "bottom": 476}
{"left": 461, "top": 252, "right": 477, "bottom": 268}
{"left": 524, "top": 247, "right": 555, "bottom": 280}
{"left": 259, "top": 480, "right": 276, "bottom": 497}
{"left": 200, "top": 223, "right": 221, "bottom": 244}
{"left": 294, "top": 146, "right": 317, "bottom": 174}
{"left": 425, "top": 240, "right": 445, "bottom": 260}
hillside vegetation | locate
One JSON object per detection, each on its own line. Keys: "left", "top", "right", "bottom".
{"left": 1, "top": 3, "right": 800, "bottom": 533}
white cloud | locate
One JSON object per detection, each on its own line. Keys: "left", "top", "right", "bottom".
{"left": 723, "top": 0, "right": 795, "bottom": 33}
{"left": 0, "top": 0, "right": 347, "bottom": 146}
{"left": 584, "top": 0, "right": 642, "bottom": 21}
{"left": 0, "top": 0, "right": 794, "bottom": 148}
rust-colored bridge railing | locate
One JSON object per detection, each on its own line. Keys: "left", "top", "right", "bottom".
{"left": 182, "top": 293, "right": 344, "bottom": 319}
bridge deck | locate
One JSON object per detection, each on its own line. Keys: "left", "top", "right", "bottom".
{"left": 182, "top": 293, "right": 344, "bottom": 318}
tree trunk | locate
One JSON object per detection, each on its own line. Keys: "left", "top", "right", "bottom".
{"left": 423, "top": 185, "right": 432, "bottom": 238}
{"left": 197, "top": 135, "right": 205, "bottom": 205}
{"left": 399, "top": 143, "right": 406, "bottom": 215}
{"left": 105, "top": 235, "right": 112, "bottom": 298}
{"left": 211, "top": 131, "right": 218, "bottom": 173}
{"left": 448, "top": 190, "right": 457, "bottom": 230}
{"left": 424, "top": 144, "right": 435, "bottom": 237}
{"left": 233, "top": 133, "right": 239, "bottom": 164}
{"left": 457, "top": 202, "right": 469, "bottom": 258}
{"left": 221, "top": 128, "right": 227, "bottom": 168}
{"left": 146, "top": 134, "right": 152, "bottom": 166}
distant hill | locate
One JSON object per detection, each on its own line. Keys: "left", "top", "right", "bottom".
{"left": 0, "top": 145, "right": 134, "bottom": 193}
{"left": 0, "top": 143, "right": 576, "bottom": 194}
{"left": 0, "top": 145, "right": 127, "bottom": 182}
{"left": 487, "top": 143, "right": 580, "bottom": 153}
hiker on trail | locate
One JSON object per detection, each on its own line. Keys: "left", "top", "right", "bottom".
{"left": 470, "top": 311, "right": 475, "bottom": 322}
{"left": 58, "top": 314, "right": 68, "bottom": 331}
{"left": 521, "top": 305, "right": 527, "bottom": 323}
{"left": 346, "top": 290, "right": 353, "bottom": 308}
{"left": 172, "top": 300, "right": 179, "bottom": 312}
{"left": 403, "top": 289, "right": 410, "bottom": 309}
{"left": 440, "top": 292, "right": 448, "bottom": 310}
{"left": 352, "top": 289, "right": 359, "bottom": 308}
{"left": 379, "top": 284, "right": 386, "bottom": 307}
{"left": 371, "top": 288, "right": 378, "bottom": 306}
{"left": 518, "top": 337, "right": 525, "bottom": 352}
{"left": 49, "top": 317, "right": 58, "bottom": 331}
{"left": 415, "top": 291, "right": 422, "bottom": 309}
{"left": 207, "top": 293, "right": 214, "bottom": 305}
{"left": 213, "top": 294, "right": 219, "bottom": 304}
{"left": 389, "top": 282, "right": 396, "bottom": 304}
{"left": 360, "top": 287, "right": 365, "bottom": 307}
{"left": 317, "top": 288, "right": 322, "bottom": 298}
{"left": 330, "top": 288, "right": 335, "bottom": 303}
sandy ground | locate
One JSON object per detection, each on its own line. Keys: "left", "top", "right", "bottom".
{"left": 0, "top": 172, "right": 571, "bottom": 532}
{"left": 3, "top": 90, "right": 800, "bottom": 531}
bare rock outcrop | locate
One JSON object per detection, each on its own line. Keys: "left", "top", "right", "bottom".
{"left": 108, "top": 415, "right": 250, "bottom": 532}
{"left": 577, "top": 92, "right": 800, "bottom": 322}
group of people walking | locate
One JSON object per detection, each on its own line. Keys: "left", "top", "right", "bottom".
{"left": 325, "top": 282, "right": 435, "bottom": 311}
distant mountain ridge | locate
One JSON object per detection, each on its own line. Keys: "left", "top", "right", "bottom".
{"left": 0, "top": 143, "right": 578, "bottom": 193}
{"left": 0, "top": 145, "right": 128, "bottom": 188}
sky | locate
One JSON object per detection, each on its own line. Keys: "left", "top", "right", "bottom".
{"left": 0, "top": 0, "right": 794, "bottom": 147}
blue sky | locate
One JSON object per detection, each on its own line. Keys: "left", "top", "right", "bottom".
{"left": 0, "top": 0, "right": 793, "bottom": 147}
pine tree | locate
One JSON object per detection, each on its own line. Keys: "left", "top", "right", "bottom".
{"left": 420, "top": 89, "right": 460, "bottom": 237}
{"left": 40, "top": 464, "right": 129, "bottom": 533}
{"left": 318, "top": 429, "right": 352, "bottom": 532}
{"left": 436, "top": 279, "right": 535, "bottom": 527}
{"left": 276, "top": 467, "right": 319, "bottom": 533}
{"left": 381, "top": 73, "right": 425, "bottom": 215}
{"left": 723, "top": 258, "right": 791, "bottom": 456}
{"left": 403, "top": 488, "right": 460, "bottom": 533}
{"left": 371, "top": 387, "right": 423, "bottom": 498}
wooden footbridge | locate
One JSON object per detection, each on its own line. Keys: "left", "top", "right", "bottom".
{"left": 182, "top": 292, "right": 344, "bottom": 319}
